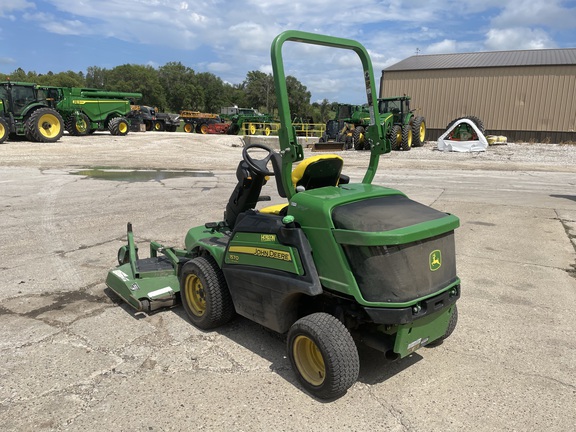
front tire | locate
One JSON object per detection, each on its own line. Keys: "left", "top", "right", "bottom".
{"left": 67, "top": 113, "right": 91, "bottom": 136}
{"left": 25, "top": 108, "right": 64, "bottom": 142}
{"left": 287, "top": 313, "right": 359, "bottom": 399}
{"left": 180, "top": 256, "right": 235, "bottom": 330}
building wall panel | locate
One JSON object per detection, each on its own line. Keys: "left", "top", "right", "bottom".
{"left": 380, "top": 65, "right": 576, "bottom": 141}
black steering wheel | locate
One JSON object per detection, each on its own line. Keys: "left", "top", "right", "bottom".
{"left": 242, "top": 143, "right": 275, "bottom": 176}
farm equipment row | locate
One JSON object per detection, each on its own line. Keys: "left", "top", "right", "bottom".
{"left": 315, "top": 97, "right": 426, "bottom": 151}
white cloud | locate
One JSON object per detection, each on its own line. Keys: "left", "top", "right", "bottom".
{"left": 4, "top": 0, "right": 575, "bottom": 103}
{"left": 484, "top": 27, "right": 556, "bottom": 51}
{"left": 426, "top": 39, "right": 458, "bottom": 54}
{"left": 0, "top": 0, "right": 34, "bottom": 16}
{"left": 491, "top": 0, "right": 576, "bottom": 29}
{"left": 207, "top": 62, "right": 232, "bottom": 73}
{"left": 0, "top": 57, "right": 17, "bottom": 65}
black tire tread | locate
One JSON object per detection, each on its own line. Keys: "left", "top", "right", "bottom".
{"left": 25, "top": 107, "right": 64, "bottom": 142}
{"left": 108, "top": 117, "right": 129, "bottom": 136}
{"left": 0, "top": 117, "right": 8, "bottom": 144}
{"left": 180, "top": 256, "right": 235, "bottom": 330}
{"left": 412, "top": 116, "right": 425, "bottom": 147}
{"left": 353, "top": 126, "right": 364, "bottom": 150}
{"left": 401, "top": 124, "right": 412, "bottom": 151}
{"left": 288, "top": 312, "right": 359, "bottom": 399}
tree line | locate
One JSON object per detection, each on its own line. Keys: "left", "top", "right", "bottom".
{"left": 0, "top": 62, "right": 339, "bottom": 123}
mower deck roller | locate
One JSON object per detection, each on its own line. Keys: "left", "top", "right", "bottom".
{"left": 106, "top": 30, "right": 461, "bottom": 400}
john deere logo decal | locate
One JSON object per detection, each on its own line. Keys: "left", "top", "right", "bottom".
{"left": 429, "top": 250, "right": 441, "bottom": 271}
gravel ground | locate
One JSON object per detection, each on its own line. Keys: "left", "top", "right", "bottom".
{"left": 1, "top": 131, "right": 575, "bottom": 431}
{"left": 1, "top": 132, "right": 575, "bottom": 173}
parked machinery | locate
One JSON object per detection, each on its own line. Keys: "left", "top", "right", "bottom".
{"left": 0, "top": 81, "right": 64, "bottom": 143}
{"left": 129, "top": 105, "right": 180, "bottom": 132}
{"left": 40, "top": 86, "right": 142, "bottom": 136}
{"left": 180, "top": 110, "right": 229, "bottom": 134}
{"left": 378, "top": 96, "right": 426, "bottom": 150}
{"left": 105, "top": 31, "right": 460, "bottom": 400}
{"left": 221, "top": 106, "right": 274, "bottom": 135}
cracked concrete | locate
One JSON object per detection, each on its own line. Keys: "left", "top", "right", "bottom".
{"left": 0, "top": 133, "right": 575, "bottom": 431}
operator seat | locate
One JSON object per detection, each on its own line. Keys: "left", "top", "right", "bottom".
{"left": 260, "top": 154, "right": 346, "bottom": 215}
{"left": 224, "top": 160, "right": 269, "bottom": 229}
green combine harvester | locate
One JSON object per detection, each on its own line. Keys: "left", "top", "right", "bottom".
{"left": 105, "top": 31, "right": 461, "bottom": 399}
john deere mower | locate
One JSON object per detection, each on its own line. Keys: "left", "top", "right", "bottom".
{"left": 106, "top": 31, "right": 460, "bottom": 399}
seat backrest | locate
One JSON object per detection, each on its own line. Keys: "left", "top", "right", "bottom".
{"left": 291, "top": 154, "right": 343, "bottom": 191}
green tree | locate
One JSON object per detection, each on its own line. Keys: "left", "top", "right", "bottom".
{"left": 243, "top": 71, "right": 275, "bottom": 113}
{"left": 36, "top": 70, "right": 85, "bottom": 87}
{"left": 158, "top": 62, "right": 202, "bottom": 112}
{"left": 85, "top": 66, "right": 108, "bottom": 88}
{"left": 106, "top": 64, "right": 164, "bottom": 108}
{"left": 196, "top": 72, "right": 230, "bottom": 113}
{"left": 286, "top": 75, "right": 311, "bottom": 119}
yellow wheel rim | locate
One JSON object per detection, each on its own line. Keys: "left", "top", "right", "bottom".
{"left": 407, "top": 129, "right": 413, "bottom": 148}
{"left": 419, "top": 122, "right": 426, "bottom": 142}
{"left": 184, "top": 123, "right": 193, "bottom": 133}
{"left": 119, "top": 121, "right": 128, "bottom": 134}
{"left": 293, "top": 335, "right": 325, "bottom": 386}
{"left": 76, "top": 118, "right": 88, "bottom": 134}
{"left": 396, "top": 130, "right": 402, "bottom": 145}
{"left": 264, "top": 126, "right": 271, "bottom": 136}
{"left": 39, "top": 113, "right": 61, "bottom": 138}
{"left": 155, "top": 122, "right": 162, "bottom": 131}
{"left": 0, "top": 123, "right": 5, "bottom": 138}
{"left": 184, "top": 274, "right": 206, "bottom": 317}
{"left": 200, "top": 124, "right": 208, "bottom": 134}
{"left": 249, "top": 124, "right": 256, "bottom": 135}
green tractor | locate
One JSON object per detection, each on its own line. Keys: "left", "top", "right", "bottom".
{"left": 0, "top": 81, "right": 64, "bottom": 144}
{"left": 105, "top": 31, "right": 460, "bottom": 399}
{"left": 317, "top": 104, "right": 371, "bottom": 151}
{"left": 378, "top": 96, "right": 426, "bottom": 150}
{"left": 40, "top": 86, "right": 142, "bottom": 136}
{"left": 221, "top": 107, "right": 274, "bottom": 135}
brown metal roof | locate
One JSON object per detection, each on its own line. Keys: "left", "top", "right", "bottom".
{"left": 384, "top": 48, "right": 576, "bottom": 71}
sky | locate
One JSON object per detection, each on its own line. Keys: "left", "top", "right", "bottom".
{"left": 1, "top": 0, "right": 575, "bottom": 105}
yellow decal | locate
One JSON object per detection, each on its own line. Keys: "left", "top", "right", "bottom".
{"left": 260, "top": 234, "right": 276, "bottom": 242}
{"left": 429, "top": 250, "right": 442, "bottom": 271}
{"left": 229, "top": 246, "right": 292, "bottom": 262}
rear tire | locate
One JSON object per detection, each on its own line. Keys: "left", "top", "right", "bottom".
{"left": 401, "top": 124, "right": 412, "bottom": 151}
{"left": 0, "top": 117, "right": 8, "bottom": 143}
{"left": 390, "top": 124, "right": 402, "bottom": 150}
{"left": 25, "top": 107, "right": 64, "bottom": 142}
{"left": 353, "top": 126, "right": 365, "bottom": 150}
{"left": 154, "top": 121, "right": 164, "bottom": 131}
{"left": 108, "top": 117, "right": 129, "bottom": 136}
{"left": 180, "top": 256, "right": 235, "bottom": 330}
{"left": 411, "top": 116, "right": 426, "bottom": 147}
{"left": 287, "top": 313, "right": 359, "bottom": 399}
{"left": 183, "top": 122, "right": 194, "bottom": 133}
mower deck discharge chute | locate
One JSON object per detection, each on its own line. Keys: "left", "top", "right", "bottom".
{"left": 106, "top": 30, "right": 461, "bottom": 400}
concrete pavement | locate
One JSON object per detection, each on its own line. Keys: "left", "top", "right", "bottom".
{"left": 0, "top": 134, "right": 574, "bottom": 431}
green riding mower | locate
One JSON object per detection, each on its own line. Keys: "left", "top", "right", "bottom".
{"left": 106, "top": 31, "right": 461, "bottom": 399}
